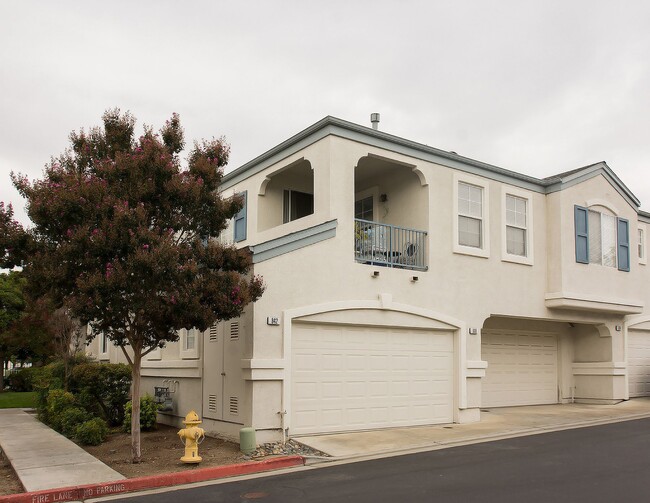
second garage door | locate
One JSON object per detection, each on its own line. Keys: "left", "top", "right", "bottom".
{"left": 628, "top": 330, "right": 650, "bottom": 397}
{"left": 482, "top": 330, "right": 558, "bottom": 407}
{"left": 291, "top": 322, "right": 454, "bottom": 435}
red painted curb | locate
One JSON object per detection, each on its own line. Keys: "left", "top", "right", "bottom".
{"left": 0, "top": 456, "right": 304, "bottom": 503}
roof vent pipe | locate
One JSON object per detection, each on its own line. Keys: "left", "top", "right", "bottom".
{"left": 370, "top": 113, "right": 380, "bottom": 130}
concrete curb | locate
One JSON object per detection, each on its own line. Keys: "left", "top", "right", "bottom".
{"left": 0, "top": 456, "right": 305, "bottom": 503}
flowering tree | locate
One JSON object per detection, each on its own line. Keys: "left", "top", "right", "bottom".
{"left": 0, "top": 203, "right": 29, "bottom": 269}
{"left": 10, "top": 109, "right": 264, "bottom": 462}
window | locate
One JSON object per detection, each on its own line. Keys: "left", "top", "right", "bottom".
{"left": 506, "top": 195, "right": 527, "bottom": 256}
{"left": 502, "top": 188, "right": 533, "bottom": 265}
{"left": 233, "top": 191, "right": 247, "bottom": 242}
{"left": 639, "top": 228, "right": 646, "bottom": 265}
{"left": 458, "top": 182, "right": 483, "bottom": 248}
{"left": 574, "top": 205, "right": 629, "bottom": 271}
{"left": 282, "top": 190, "right": 313, "bottom": 223}
{"left": 99, "top": 332, "right": 109, "bottom": 360}
{"left": 453, "top": 174, "right": 490, "bottom": 258}
{"left": 355, "top": 196, "right": 373, "bottom": 221}
{"left": 180, "top": 328, "right": 199, "bottom": 359}
{"left": 184, "top": 329, "right": 196, "bottom": 351}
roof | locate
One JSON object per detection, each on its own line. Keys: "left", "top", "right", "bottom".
{"left": 222, "top": 116, "right": 641, "bottom": 210}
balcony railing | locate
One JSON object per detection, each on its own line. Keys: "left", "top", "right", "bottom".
{"left": 354, "top": 219, "right": 428, "bottom": 271}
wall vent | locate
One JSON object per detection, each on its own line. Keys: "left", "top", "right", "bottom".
{"left": 229, "top": 396, "right": 239, "bottom": 415}
{"left": 230, "top": 321, "right": 240, "bottom": 340}
{"left": 209, "top": 324, "right": 218, "bottom": 342}
{"left": 208, "top": 395, "right": 217, "bottom": 412}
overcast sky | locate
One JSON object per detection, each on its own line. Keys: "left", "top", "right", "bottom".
{"left": 1, "top": 1, "right": 649, "bottom": 225}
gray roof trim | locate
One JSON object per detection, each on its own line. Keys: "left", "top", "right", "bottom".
{"left": 638, "top": 211, "right": 650, "bottom": 224}
{"left": 544, "top": 162, "right": 640, "bottom": 208}
{"left": 250, "top": 219, "right": 338, "bottom": 264}
{"left": 222, "top": 116, "right": 643, "bottom": 210}
{"left": 545, "top": 163, "right": 640, "bottom": 209}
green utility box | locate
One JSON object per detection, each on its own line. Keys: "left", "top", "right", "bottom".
{"left": 240, "top": 427, "right": 256, "bottom": 455}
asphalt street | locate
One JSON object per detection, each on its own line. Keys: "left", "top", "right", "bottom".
{"left": 104, "top": 418, "right": 650, "bottom": 503}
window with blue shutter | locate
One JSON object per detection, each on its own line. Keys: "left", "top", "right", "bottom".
{"left": 233, "top": 191, "right": 247, "bottom": 242}
{"left": 617, "top": 217, "right": 630, "bottom": 272}
{"left": 574, "top": 205, "right": 589, "bottom": 264}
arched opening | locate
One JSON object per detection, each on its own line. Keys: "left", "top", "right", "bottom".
{"left": 354, "top": 154, "right": 428, "bottom": 270}
{"left": 258, "top": 159, "right": 314, "bottom": 232}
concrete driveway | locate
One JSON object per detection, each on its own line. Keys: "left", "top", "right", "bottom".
{"left": 294, "top": 398, "right": 650, "bottom": 459}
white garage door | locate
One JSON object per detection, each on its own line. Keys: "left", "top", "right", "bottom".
{"left": 291, "top": 322, "right": 454, "bottom": 435}
{"left": 482, "top": 330, "right": 558, "bottom": 407}
{"left": 628, "top": 330, "right": 650, "bottom": 397}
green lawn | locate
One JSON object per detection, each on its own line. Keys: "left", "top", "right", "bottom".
{"left": 0, "top": 391, "right": 37, "bottom": 408}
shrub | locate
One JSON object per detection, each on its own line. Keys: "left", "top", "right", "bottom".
{"left": 46, "top": 389, "right": 76, "bottom": 431}
{"left": 75, "top": 417, "right": 108, "bottom": 445}
{"left": 70, "top": 363, "right": 131, "bottom": 426}
{"left": 60, "top": 407, "right": 87, "bottom": 438}
{"left": 123, "top": 394, "right": 160, "bottom": 432}
{"left": 30, "top": 366, "right": 54, "bottom": 422}
{"left": 7, "top": 367, "right": 37, "bottom": 392}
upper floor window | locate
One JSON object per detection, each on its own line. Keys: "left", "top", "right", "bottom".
{"left": 506, "top": 195, "right": 527, "bottom": 256}
{"left": 638, "top": 228, "right": 646, "bottom": 265}
{"left": 501, "top": 188, "right": 534, "bottom": 265}
{"left": 458, "top": 182, "right": 483, "bottom": 248}
{"left": 283, "top": 190, "right": 313, "bottom": 223}
{"left": 453, "top": 174, "right": 490, "bottom": 258}
{"left": 355, "top": 195, "right": 374, "bottom": 221}
{"left": 574, "top": 205, "right": 629, "bottom": 271}
{"left": 233, "top": 191, "right": 247, "bottom": 242}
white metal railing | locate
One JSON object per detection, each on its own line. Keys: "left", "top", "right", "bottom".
{"left": 354, "top": 219, "right": 428, "bottom": 271}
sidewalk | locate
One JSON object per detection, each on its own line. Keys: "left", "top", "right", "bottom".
{"left": 0, "top": 409, "right": 125, "bottom": 492}
{"left": 295, "top": 398, "right": 650, "bottom": 459}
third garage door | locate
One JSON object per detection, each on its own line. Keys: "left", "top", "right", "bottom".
{"left": 482, "top": 330, "right": 558, "bottom": 407}
{"left": 291, "top": 322, "right": 454, "bottom": 435}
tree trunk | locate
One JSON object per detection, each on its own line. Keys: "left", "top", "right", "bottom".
{"left": 130, "top": 352, "right": 142, "bottom": 463}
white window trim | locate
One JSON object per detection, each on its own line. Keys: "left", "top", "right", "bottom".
{"left": 639, "top": 226, "right": 647, "bottom": 265}
{"left": 501, "top": 186, "right": 534, "bottom": 266}
{"left": 453, "top": 172, "right": 490, "bottom": 258}
{"left": 180, "top": 328, "right": 199, "bottom": 359}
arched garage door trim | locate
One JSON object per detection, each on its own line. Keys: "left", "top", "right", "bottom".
{"left": 282, "top": 298, "right": 467, "bottom": 432}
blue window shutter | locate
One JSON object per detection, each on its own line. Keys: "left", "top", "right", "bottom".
{"left": 617, "top": 217, "right": 630, "bottom": 271}
{"left": 233, "top": 191, "right": 247, "bottom": 242}
{"left": 574, "top": 205, "right": 589, "bottom": 264}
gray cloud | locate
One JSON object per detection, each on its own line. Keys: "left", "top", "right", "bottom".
{"left": 1, "top": 0, "right": 649, "bottom": 224}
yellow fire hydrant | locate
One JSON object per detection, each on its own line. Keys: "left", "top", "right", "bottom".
{"left": 177, "top": 410, "right": 205, "bottom": 464}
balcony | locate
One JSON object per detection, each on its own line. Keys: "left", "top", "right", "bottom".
{"left": 354, "top": 219, "right": 428, "bottom": 271}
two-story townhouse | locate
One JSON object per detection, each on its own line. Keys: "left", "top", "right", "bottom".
{"left": 88, "top": 116, "right": 650, "bottom": 443}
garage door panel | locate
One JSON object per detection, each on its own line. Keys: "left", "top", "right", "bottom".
{"left": 291, "top": 323, "right": 454, "bottom": 435}
{"left": 482, "top": 330, "right": 558, "bottom": 407}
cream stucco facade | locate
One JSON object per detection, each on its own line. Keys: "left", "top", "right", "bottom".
{"left": 87, "top": 116, "right": 650, "bottom": 442}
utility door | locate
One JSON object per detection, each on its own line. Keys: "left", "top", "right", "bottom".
{"left": 202, "top": 319, "right": 245, "bottom": 424}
